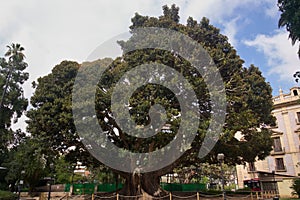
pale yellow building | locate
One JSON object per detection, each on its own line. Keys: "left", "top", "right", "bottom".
{"left": 236, "top": 87, "right": 300, "bottom": 198}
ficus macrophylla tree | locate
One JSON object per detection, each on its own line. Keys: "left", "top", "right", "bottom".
{"left": 27, "top": 5, "right": 275, "bottom": 197}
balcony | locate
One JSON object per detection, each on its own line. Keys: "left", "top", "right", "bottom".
{"left": 271, "top": 147, "right": 285, "bottom": 155}
{"left": 247, "top": 162, "right": 256, "bottom": 172}
{"left": 247, "top": 167, "right": 256, "bottom": 172}
{"left": 275, "top": 165, "right": 287, "bottom": 172}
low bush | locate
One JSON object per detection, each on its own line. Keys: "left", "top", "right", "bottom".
{"left": 0, "top": 190, "right": 17, "bottom": 200}
{"left": 291, "top": 178, "right": 300, "bottom": 198}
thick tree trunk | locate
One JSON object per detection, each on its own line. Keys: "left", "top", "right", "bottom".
{"left": 116, "top": 149, "right": 195, "bottom": 199}
{"left": 120, "top": 172, "right": 142, "bottom": 196}
{"left": 119, "top": 172, "right": 168, "bottom": 199}
{"left": 141, "top": 173, "right": 167, "bottom": 197}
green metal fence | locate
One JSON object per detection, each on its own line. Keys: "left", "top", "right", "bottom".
{"left": 97, "top": 183, "right": 123, "bottom": 193}
{"left": 65, "top": 183, "right": 123, "bottom": 194}
{"left": 161, "top": 183, "right": 206, "bottom": 192}
{"left": 65, "top": 183, "right": 95, "bottom": 195}
{"left": 65, "top": 184, "right": 71, "bottom": 193}
{"left": 65, "top": 183, "right": 205, "bottom": 194}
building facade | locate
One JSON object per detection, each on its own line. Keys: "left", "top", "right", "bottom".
{"left": 236, "top": 87, "right": 300, "bottom": 197}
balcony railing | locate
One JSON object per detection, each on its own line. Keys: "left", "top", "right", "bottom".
{"left": 247, "top": 167, "right": 256, "bottom": 172}
{"left": 275, "top": 165, "right": 287, "bottom": 172}
{"left": 271, "top": 147, "right": 285, "bottom": 155}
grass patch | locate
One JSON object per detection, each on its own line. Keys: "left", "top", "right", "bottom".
{"left": 0, "top": 190, "right": 17, "bottom": 200}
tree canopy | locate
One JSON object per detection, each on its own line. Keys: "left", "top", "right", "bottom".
{"left": 0, "top": 43, "right": 29, "bottom": 190}
{"left": 26, "top": 5, "right": 275, "bottom": 196}
{"left": 3, "top": 138, "right": 46, "bottom": 192}
{"left": 278, "top": 0, "right": 300, "bottom": 59}
{"left": 26, "top": 60, "right": 98, "bottom": 165}
{"left": 0, "top": 43, "right": 28, "bottom": 156}
{"left": 277, "top": 0, "right": 300, "bottom": 83}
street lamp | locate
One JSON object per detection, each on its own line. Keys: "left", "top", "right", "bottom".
{"left": 48, "top": 163, "right": 54, "bottom": 200}
{"left": 272, "top": 170, "right": 279, "bottom": 200}
{"left": 18, "top": 170, "right": 25, "bottom": 200}
{"left": 217, "top": 153, "right": 226, "bottom": 200}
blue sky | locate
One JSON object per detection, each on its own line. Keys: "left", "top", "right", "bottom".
{"left": 0, "top": 0, "right": 299, "bottom": 131}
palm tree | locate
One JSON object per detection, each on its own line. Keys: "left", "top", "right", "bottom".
{"left": 5, "top": 43, "right": 25, "bottom": 62}
{"left": 0, "top": 43, "right": 26, "bottom": 108}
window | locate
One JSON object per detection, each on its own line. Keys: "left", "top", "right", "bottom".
{"left": 273, "top": 137, "right": 282, "bottom": 152}
{"left": 275, "top": 158, "right": 285, "bottom": 171}
{"left": 248, "top": 162, "right": 256, "bottom": 172}
{"left": 297, "top": 112, "right": 300, "bottom": 123}
{"left": 293, "top": 90, "right": 298, "bottom": 96}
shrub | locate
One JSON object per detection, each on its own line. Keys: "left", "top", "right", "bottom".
{"left": 291, "top": 178, "right": 300, "bottom": 198}
{"left": 0, "top": 190, "right": 17, "bottom": 200}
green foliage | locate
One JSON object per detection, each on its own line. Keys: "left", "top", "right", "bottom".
{"left": 0, "top": 190, "right": 17, "bottom": 200}
{"left": 278, "top": 0, "right": 300, "bottom": 58}
{"left": 122, "top": 5, "right": 275, "bottom": 166}
{"left": 0, "top": 153, "right": 8, "bottom": 190}
{"left": 88, "top": 165, "right": 116, "bottom": 184}
{"left": 199, "top": 176, "right": 209, "bottom": 184}
{"left": 26, "top": 5, "right": 275, "bottom": 194}
{"left": 26, "top": 60, "right": 98, "bottom": 165}
{"left": 173, "top": 163, "right": 234, "bottom": 184}
{"left": 53, "top": 156, "right": 74, "bottom": 184}
{"left": 278, "top": 0, "right": 300, "bottom": 82}
{"left": 0, "top": 43, "right": 28, "bottom": 153}
{"left": 27, "top": 61, "right": 79, "bottom": 153}
{"left": 294, "top": 71, "right": 300, "bottom": 83}
{"left": 0, "top": 43, "right": 28, "bottom": 190}
{"left": 291, "top": 178, "right": 300, "bottom": 198}
{"left": 162, "top": 4, "right": 180, "bottom": 23}
{"left": 2, "top": 138, "right": 46, "bottom": 192}
{"left": 54, "top": 157, "right": 119, "bottom": 184}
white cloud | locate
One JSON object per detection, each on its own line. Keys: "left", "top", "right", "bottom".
{"left": 181, "top": 0, "right": 250, "bottom": 22}
{"left": 221, "top": 17, "right": 240, "bottom": 47}
{"left": 244, "top": 30, "right": 300, "bottom": 81}
{"left": 0, "top": 1, "right": 165, "bottom": 96}
{"left": 180, "top": 0, "right": 275, "bottom": 23}
{"left": 0, "top": 0, "right": 273, "bottom": 97}
{"left": 263, "top": 0, "right": 279, "bottom": 18}
{"left": 265, "top": 4, "right": 279, "bottom": 18}
{"left": 0, "top": 0, "right": 288, "bottom": 131}
{"left": 176, "top": 0, "right": 277, "bottom": 48}
{"left": 0, "top": 0, "right": 165, "bottom": 131}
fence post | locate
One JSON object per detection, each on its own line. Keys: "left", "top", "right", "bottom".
{"left": 70, "top": 185, "right": 73, "bottom": 195}
{"left": 196, "top": 192, "right": 200, "bottom": 200}
{"left": 94, "top": 184, "right": 98, "bottom": 194}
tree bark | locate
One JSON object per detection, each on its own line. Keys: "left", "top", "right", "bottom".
{"left": 116, "top": 149, "right": 195, "bottom": 199}
{"left": 119, "top": 172, "right": 168, "bottom": 199}
{"left": 141, "top": 173, "right": 167, "bottom": 197}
